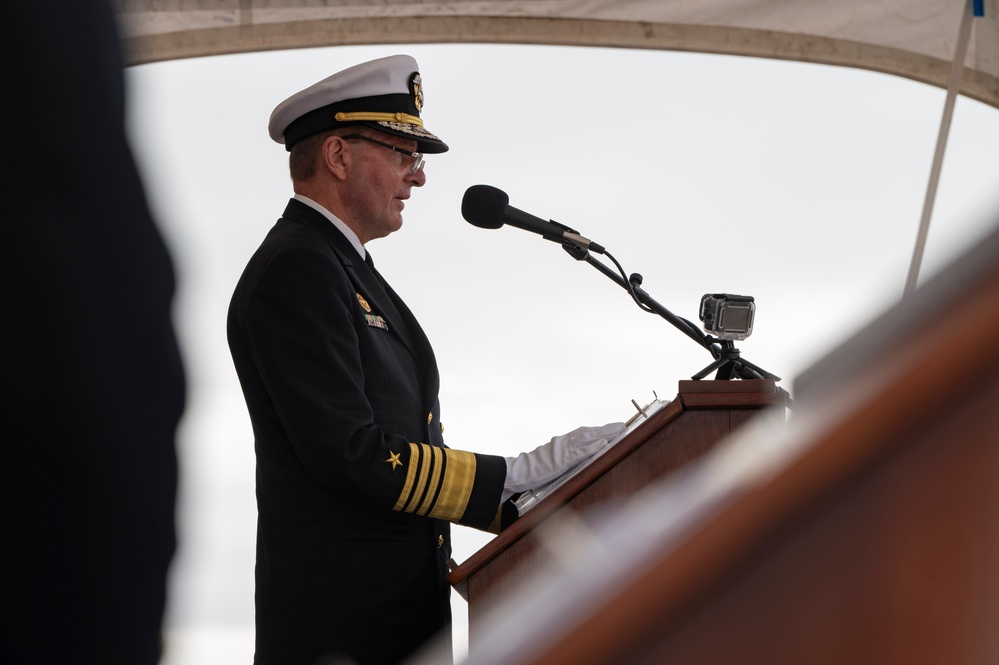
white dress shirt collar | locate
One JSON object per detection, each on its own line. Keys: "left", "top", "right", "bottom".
{"left": 293, "top": 193, "right": 365, "bottom": 259}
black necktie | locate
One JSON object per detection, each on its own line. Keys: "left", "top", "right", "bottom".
{"left": 363, "top": 251, "right": 413, "bottom": 341}
{"left": 364, "top": 251, "right": 384, "bottom": 284}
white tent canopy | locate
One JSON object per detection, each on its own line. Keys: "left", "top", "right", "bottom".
{"left": 118, "top": 0, "right": 999, "bottom": 109}
{"left": 117, "top": 0, "right": 997, "bottom": 290}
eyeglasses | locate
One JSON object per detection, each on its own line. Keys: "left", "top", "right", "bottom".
{"left": 341, "top": 134, "right": 425, "bottom": 173}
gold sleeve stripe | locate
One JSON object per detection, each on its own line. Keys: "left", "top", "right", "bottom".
{"left": 395, "top": 442, "right": 434, "bottom": 514}
{"left": 433, "top": 449, "right": 476, "bottom": 522}
{"left": 393, "top": 443, "right": 421, "bottom": 512}
{"left": 416, "top": 446, "right": 444, "bottom": 516}
{"left": 392, "top": 443, "right": 477, "bottom": 523}
{"left": 406, "top": 443, "right": 434, "bottom": 514}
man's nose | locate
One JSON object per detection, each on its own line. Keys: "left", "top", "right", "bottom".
{"left": 408, "top": 165, "right": 427, "bottom": 187}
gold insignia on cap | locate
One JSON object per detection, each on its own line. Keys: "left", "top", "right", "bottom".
{"left": 385, "top": 451, "right": 403, "bottom": 471}
{"left": 356, "top": 292, "right": 371, "bottom": 312}
{"left": 437, "top": 534, "right": 444, "bottom": 548}
{"left": 411, "top": 73, "right": 424, "bottom": 112}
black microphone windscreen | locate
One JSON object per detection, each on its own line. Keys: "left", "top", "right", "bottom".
{"left": 461, "top": 185, "right": 508, "bottom": 229}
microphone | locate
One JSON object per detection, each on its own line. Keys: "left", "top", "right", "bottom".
{"left": 461, "top": 185, "right": 605, "bottom": 254}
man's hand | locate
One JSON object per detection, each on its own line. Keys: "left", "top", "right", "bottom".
{"left": 502, "top": 422, "right": 626, "bottom": 502}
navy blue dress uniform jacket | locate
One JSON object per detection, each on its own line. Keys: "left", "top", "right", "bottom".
{"left": 228, "top": 199, "right": 507, "bottom": 665}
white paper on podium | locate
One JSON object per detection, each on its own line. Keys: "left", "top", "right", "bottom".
{"left": 512, "top": 397, "right": 669, "bottom": 516}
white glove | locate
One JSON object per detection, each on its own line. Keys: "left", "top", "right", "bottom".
{"left": 502, "top": 422, "right": 626, "bottom": 502}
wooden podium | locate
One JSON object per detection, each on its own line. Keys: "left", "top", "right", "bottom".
{"left": 442, "top": 220, "right": 999, "bottom": 665}
{"left": 448, "top": 379, "right": 790, "bottom": 642}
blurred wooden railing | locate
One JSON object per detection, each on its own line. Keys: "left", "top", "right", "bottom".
{"left": 443, "top": 218, "right": 999, "bottom": 665}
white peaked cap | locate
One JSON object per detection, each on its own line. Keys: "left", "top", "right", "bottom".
{"left": 268, "top": 54, "right": 448, "bottom": 153}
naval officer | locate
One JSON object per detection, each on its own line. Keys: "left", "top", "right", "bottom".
{"left": 227, "top": 54, "right": 623, "bottom": 665}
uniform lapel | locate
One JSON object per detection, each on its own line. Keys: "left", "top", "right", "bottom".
{"left": 355, "top": 251, "right": 417, "bottom": 357}
{"left": 364, "top": 253, "right": 441, "bottom": 409}
{"left": 280, "top": 199, "right": 440, "bottom": 412}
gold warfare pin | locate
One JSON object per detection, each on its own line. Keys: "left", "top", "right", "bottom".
{"left": 356, "top": 292, "right": 371, "bottom": 312}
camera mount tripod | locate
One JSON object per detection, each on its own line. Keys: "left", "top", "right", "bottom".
{"left": 690, "top": 338, "right": 778, "bottom": 381}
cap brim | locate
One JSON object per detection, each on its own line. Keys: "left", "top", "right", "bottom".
{"left": 367, "top": 121, "right": 449, "bottom": 154}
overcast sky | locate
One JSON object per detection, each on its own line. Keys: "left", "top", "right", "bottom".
{"left": 125, "top": 42, "right": 999, "bottom": 664}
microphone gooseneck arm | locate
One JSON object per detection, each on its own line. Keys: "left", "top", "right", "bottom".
{"left": 559, "top": 243, "right": 711, "bottom": 352}
{"left": 461, "top": 184, "right": 780, "bottom": 381}
{"left": 563, "top": 243, "right": 779, "bottom": 381}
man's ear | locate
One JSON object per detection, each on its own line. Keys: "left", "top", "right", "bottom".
{"left": 322, "top": 135, "right": 349, "bottom": 181}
